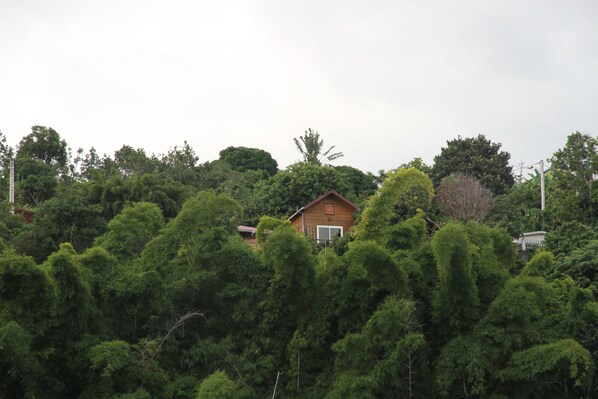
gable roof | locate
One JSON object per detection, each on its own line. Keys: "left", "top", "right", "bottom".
{"left": 288, "top": 190, "right": 359, "bottom": 221}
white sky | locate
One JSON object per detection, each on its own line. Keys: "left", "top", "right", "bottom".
{"left": 1, "top": 0, "right": 597, "bottom": 173}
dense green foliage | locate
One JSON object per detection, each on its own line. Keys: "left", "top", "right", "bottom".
{"left": 549, "top": 132, "right": 597, "bottom": 226}
{"left": 219, "top": 146, "right": 278, "bottom": 176}
{"left": 0, "top": 127, "right": 596, "bottom": 398}
{"left": 246, "top": 162, "right": 355, "bottom": 221}
{"left": 354, "top": 167, "right": 434, "bottom": 245}
{"left": 431, "top": 134, "right": 514, "bottom": 195}
{"left": 486, "top": 171, "right": 547, "bottom": 236}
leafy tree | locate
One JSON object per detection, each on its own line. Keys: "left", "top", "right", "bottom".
{"left": 158, "top": 141, "right": 200, "bottom": 185}
{"left": 521, "top": 251, "right": 555, "bottom": 277}
{"left": 0, "top": 321, "right": 42, "bottom": 399}
{"left": 329, "top": 297, "right": 427, "bottom": 399}
{"left": 333, "top": 165, "right": 379, "bottom": 201}
{"left": 89, "top": 172, "right": 190, "bottom": 220}
{"left": 324, "top": 241, "right": 409, "bottom": 344}
{"left": 194, "top": 160, "right": 241, "bottom": 192}
{"left": 78, "top": 247, "right": 123, "bottom": 334}
{"left": 114, "top": 145, "right": 159, "bottom": 177}
{"left": 140, "top": 191, "right": 241, "bottom": 272}
{"left": 387, "top": 210, "right": 427, "bottom": 251}
{"left": 294, "top": 128, "right": 343, "bottom": 165}
{"left": 261, "top": 226, "right": 316, "bottom": 362}
{"left": 343, "top": 241, "right": 408, "bottom": 296}
{"left": 435, "top": 335, "right": 490, "bottom": 398}
{"left": 15, "top": 158, "right": 58, "bottom": 206}
{"left": 45, "top": 243, "right": 97, "bottom": 397}
{"left": 88, "top": 340, "right": 134, "bottom": 386}
{"left": 220, "top": 170, "right": 271, "bottom": 224}
{"left": 431, "top": 135, "right": 514, "bottom": 195}
{"left": 0, "top": 130, "right": 15, "bottom": 198}
{"left": 17, "top": 185, "right": 106, "bottom": 261}
{"left": 191, "top": 160, "right": 270, "bottom": 223}
{"left": 436, "top": 174, "right": 494, "bottom": 222}
{"left": 247, "top": 162, "right": 353, "bottom": 220}
{"left": 111, "top": 268, "right": 170, "bottom": 341}
{"left": 219, "top": 146, "right": 278, "bottom": 176}
{"left": 77, "top": 147, "right": 106, "bottom": 180}
{"left": 46, "top": 243, "right": 94, "bottom": 338}
{"left": 399, "top": 241, "right": 438, "bottom": 326}
{"left": 17, "top": 126, "right": 68, "bottom": 168}
{"left": 324, "top": 373, "right": 376, "bottom": 399}
{"left": 499, "top": 339, "right": 593, "bottom": 396}
{"left": 196, "top": 371, "right": 238, "bottom": 399}
{"left": 549, "top": 132, "right": 598, "bottom": 226}
{"left": 163, "top": 231, "right": 265, "bottom": 349}
{"left": 354, "top": 168, "right": 434, "bottom": 246}
{"left": 0, "top": 253, "right": 55, "bottom": 334}
{"left": 14, "top": 126, "right": 72, "bottom": 206}
{"left": 0, "top": 201, "right": 28, "bottom": 246}
{"left": 434, "top": 273, "right": 598, "bottom": 398}
{"left": 95, "top": 202, "right": 164, "bottom": 261}
{"left": 487, "top": 173, "right": 547, "bottom": 237}
{"left": 555, "top": 240, "right": 598, "bottom": 289}
{"left": 400, "top": 157, "right": 432, "bottom": 176}
{"left": 462, "top": 223, "right": 513, "bottom": 309}
{"left": 477, "top": 276, "right": 561, "bottom": 356}
{"left": 84, "top": 337, "right": 171, "bottom": 398}
{"left": 432, "top": 223, "right": 479, "bottom": 340}
{"left": 544, "top": 221, "right": 596, "bottom": 258}
{"left": 255, "top": 215, "right": 290, "bottom": 247}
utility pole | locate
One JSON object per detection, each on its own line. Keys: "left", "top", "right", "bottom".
{"left": 539, "top": 159, "right": 545, "bottom": 211}
{"left": 271, "top": 371, "right": 282, "bottom": 399}
{"left": 539, "top": 159, "right": 545, "bottom": 230}
{"left": 9, "top": 158, "right": 15, "bottom": 214}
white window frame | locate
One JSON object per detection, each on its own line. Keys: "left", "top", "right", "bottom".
{"left": 316, "top": 225, "right": 344, "bottom": 243}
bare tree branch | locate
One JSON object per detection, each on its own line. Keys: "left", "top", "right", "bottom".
{"left": 437, "top": 174, "right": 494, "bottom": 222}
{"left": 142, "top": 310, "right": 207, "bottom": 368}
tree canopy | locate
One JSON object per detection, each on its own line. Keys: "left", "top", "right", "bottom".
{"left": 17, "top": 126, "right": 68, "bottom": 168}
{"left": 0, "top": 127, "right": 595, "bottom": 398}
{"left": 246, "top": 162, "right": 354, "bottom": 220}
{"left": 431, "top": 134, "right": 514, "bottom": 195}
{"left": 436, "top": 174, "right": 494, "bottom": 222}
{"left": 549, "top": 132, "right": 597, "bottom": 226}
{"left": 354, "top": 167, "right": 434, "bottom": 245}
{"left": 219, "top": 146, "right": 278, "bottom": 176}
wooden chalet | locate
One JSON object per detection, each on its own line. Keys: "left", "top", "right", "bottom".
{"left": 288, "top": 190, "right": 358, "bottom": 243}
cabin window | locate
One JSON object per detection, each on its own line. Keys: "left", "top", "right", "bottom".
{"left": 324, "top": 203, "right": 335, "bottom": 215}
{"left": 317, "top": 225, "right": 343, "bottom": 243}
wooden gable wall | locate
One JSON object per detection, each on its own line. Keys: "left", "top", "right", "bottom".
{"left": 290, "top": 195, "right": 356, "bottom": 241}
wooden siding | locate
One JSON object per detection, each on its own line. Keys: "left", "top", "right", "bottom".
{"left": 290, "top": 197, "right": 356, "bottom": 241}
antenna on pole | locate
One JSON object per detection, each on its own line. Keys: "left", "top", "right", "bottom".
{"left": 539, "top": 159, "right": 545, "bottom": 211}
{"left": 9, "top": 158, "right": 15, "bottom": 214}
{"left": 518, "top": 160, "right": 524, "bottom": 184}
{"left": 539, "top": 159, "right": 545, "bottom": 230}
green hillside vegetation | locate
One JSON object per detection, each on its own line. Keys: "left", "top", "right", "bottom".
{"left": 0, "top": 127, "right": 596, "bottom": 398}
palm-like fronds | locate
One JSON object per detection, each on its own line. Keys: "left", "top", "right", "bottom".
{"left": 294, "top": 128, "right": 343, "bottom": 165}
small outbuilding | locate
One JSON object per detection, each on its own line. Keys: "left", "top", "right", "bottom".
{"left": 513, "top": 230, "right": 546, "bottom": 251}
{"left": 288, "top": 190, "right": 359, "bottom": 244}
{"left": 237, "top": 225, "right": 257, "bottom": 247}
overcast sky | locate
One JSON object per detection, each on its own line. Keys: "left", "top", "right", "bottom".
{"left": 1, "top": 0, "right": 597, "bottom": 173}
